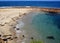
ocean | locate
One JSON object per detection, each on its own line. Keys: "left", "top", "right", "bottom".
{"left": 0, "top": 1, "right": 60, "bottom": 8}
{"left": 0, "top": 1, "right": 60, "bottom": 43}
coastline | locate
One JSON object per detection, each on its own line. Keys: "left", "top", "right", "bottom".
{"left": 0, "top": 7, "right": 60, "bottom": 43}
{"left": 0, "top": 7, "right": 37, "bottom": 43}
{"left": 0, "top": 6, "right": 60, "bottom": 13}
{"left": 0, "top": 6, "right": 60, "bottom": 9}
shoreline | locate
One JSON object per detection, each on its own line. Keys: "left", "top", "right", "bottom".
{"left": 0, "top": 6, "right": 60, "bottom": 13}
{"left": 0, "top": 7, "right": 35, "bottom": 43}
{"left": 0, "top": 7, "right": 60, "bottom": 43}
{"left": 0, "top": 6, "right": 60, "bottom": 9}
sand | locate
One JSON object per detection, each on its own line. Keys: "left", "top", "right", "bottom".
{"left": 0, "top": 7, "right": 40, "bottom": 43}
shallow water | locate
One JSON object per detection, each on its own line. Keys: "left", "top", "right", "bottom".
{"left": 18, "top": 12, "right": 60, "bottom": 43}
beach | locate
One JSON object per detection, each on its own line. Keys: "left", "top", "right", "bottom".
{"left": 0, "top": 7, "right": 60, "bottom": 43}
{"left": 0, "top": 7, "right": 41, "bottom": 43}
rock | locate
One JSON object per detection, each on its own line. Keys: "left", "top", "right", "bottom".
{"left": 22, "top": 35, "right": 25, "bottom": 38}
{"left": 30, "top": 37, "right": 34, "bottom": 40}
{"left": 14, "top": 37, "right": 18, "bottom": 39}
{"left": 13, "top": 26, "right": 16, "bottom": 28}
{"left": 0, "top": 35, "right": 1, "bottom": 37}
{"left": 3, "top": 39, "right": 7, "bottom": 41}
{"left": 7, "top": 37, "right": 11, "bottom": 39}
{"left": 46, "top": 36, "right": 55, "bottom": 40}
{"left": 16, "top": 28, "right": 20, "bottom": 30}
{"left": 10, "top": 39, "right": 13, "bottom": 40}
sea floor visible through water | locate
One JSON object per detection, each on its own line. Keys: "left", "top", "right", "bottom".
{"left": 17, "top": 11, "right": 60, "bottom": 43}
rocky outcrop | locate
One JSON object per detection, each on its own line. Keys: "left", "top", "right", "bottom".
{"left": 40, "top": 8, "right": 60, "bottom": 13}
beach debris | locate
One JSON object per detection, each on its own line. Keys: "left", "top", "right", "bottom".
{"left": 46, "top": 36, "right": 55, "bottom": 40}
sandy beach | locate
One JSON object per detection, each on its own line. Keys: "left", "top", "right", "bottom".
{"left": 0, "top": 7, "right": 40, "bottom": 43}
{"left": 0, "top": 7, "right": 60, "bottom": 43}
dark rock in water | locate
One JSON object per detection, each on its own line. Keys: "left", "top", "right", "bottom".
{"left": 46, "top": 36, "right": 55, "bottom": 40}
{"left": 46, "top": 13, "right": 57, "bottom": 16}
{"left": 16, "top": 28, "right": 20, "bottom": 30}
{"left": 48, "top": 11, "right": 57, "bottom": 14}
{"left": 30, "top": 37, "right": 34, "bottom": 40}
{"left": 57, "top": 25, "right": 60, "bottom": 29}
{"left": 22, "top": 35, "right": 25, "bottom": 38}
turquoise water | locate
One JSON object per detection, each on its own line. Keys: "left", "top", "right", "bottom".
{"left": 21, "top": 12, "right": 60, "bottom": 43}
{"left": 32, "top": 12, "right": 60, "bottom": 43}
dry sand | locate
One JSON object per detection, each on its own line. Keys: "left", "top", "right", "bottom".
{"left": 0, "top": 7, "right": 40, "bottom": 43}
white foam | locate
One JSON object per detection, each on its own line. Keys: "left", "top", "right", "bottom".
{"left": 16, "top": 21, "right": 24, "bottom": 28}
{"left": 25, "top": 6, "right": 30, "bottom": 7}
